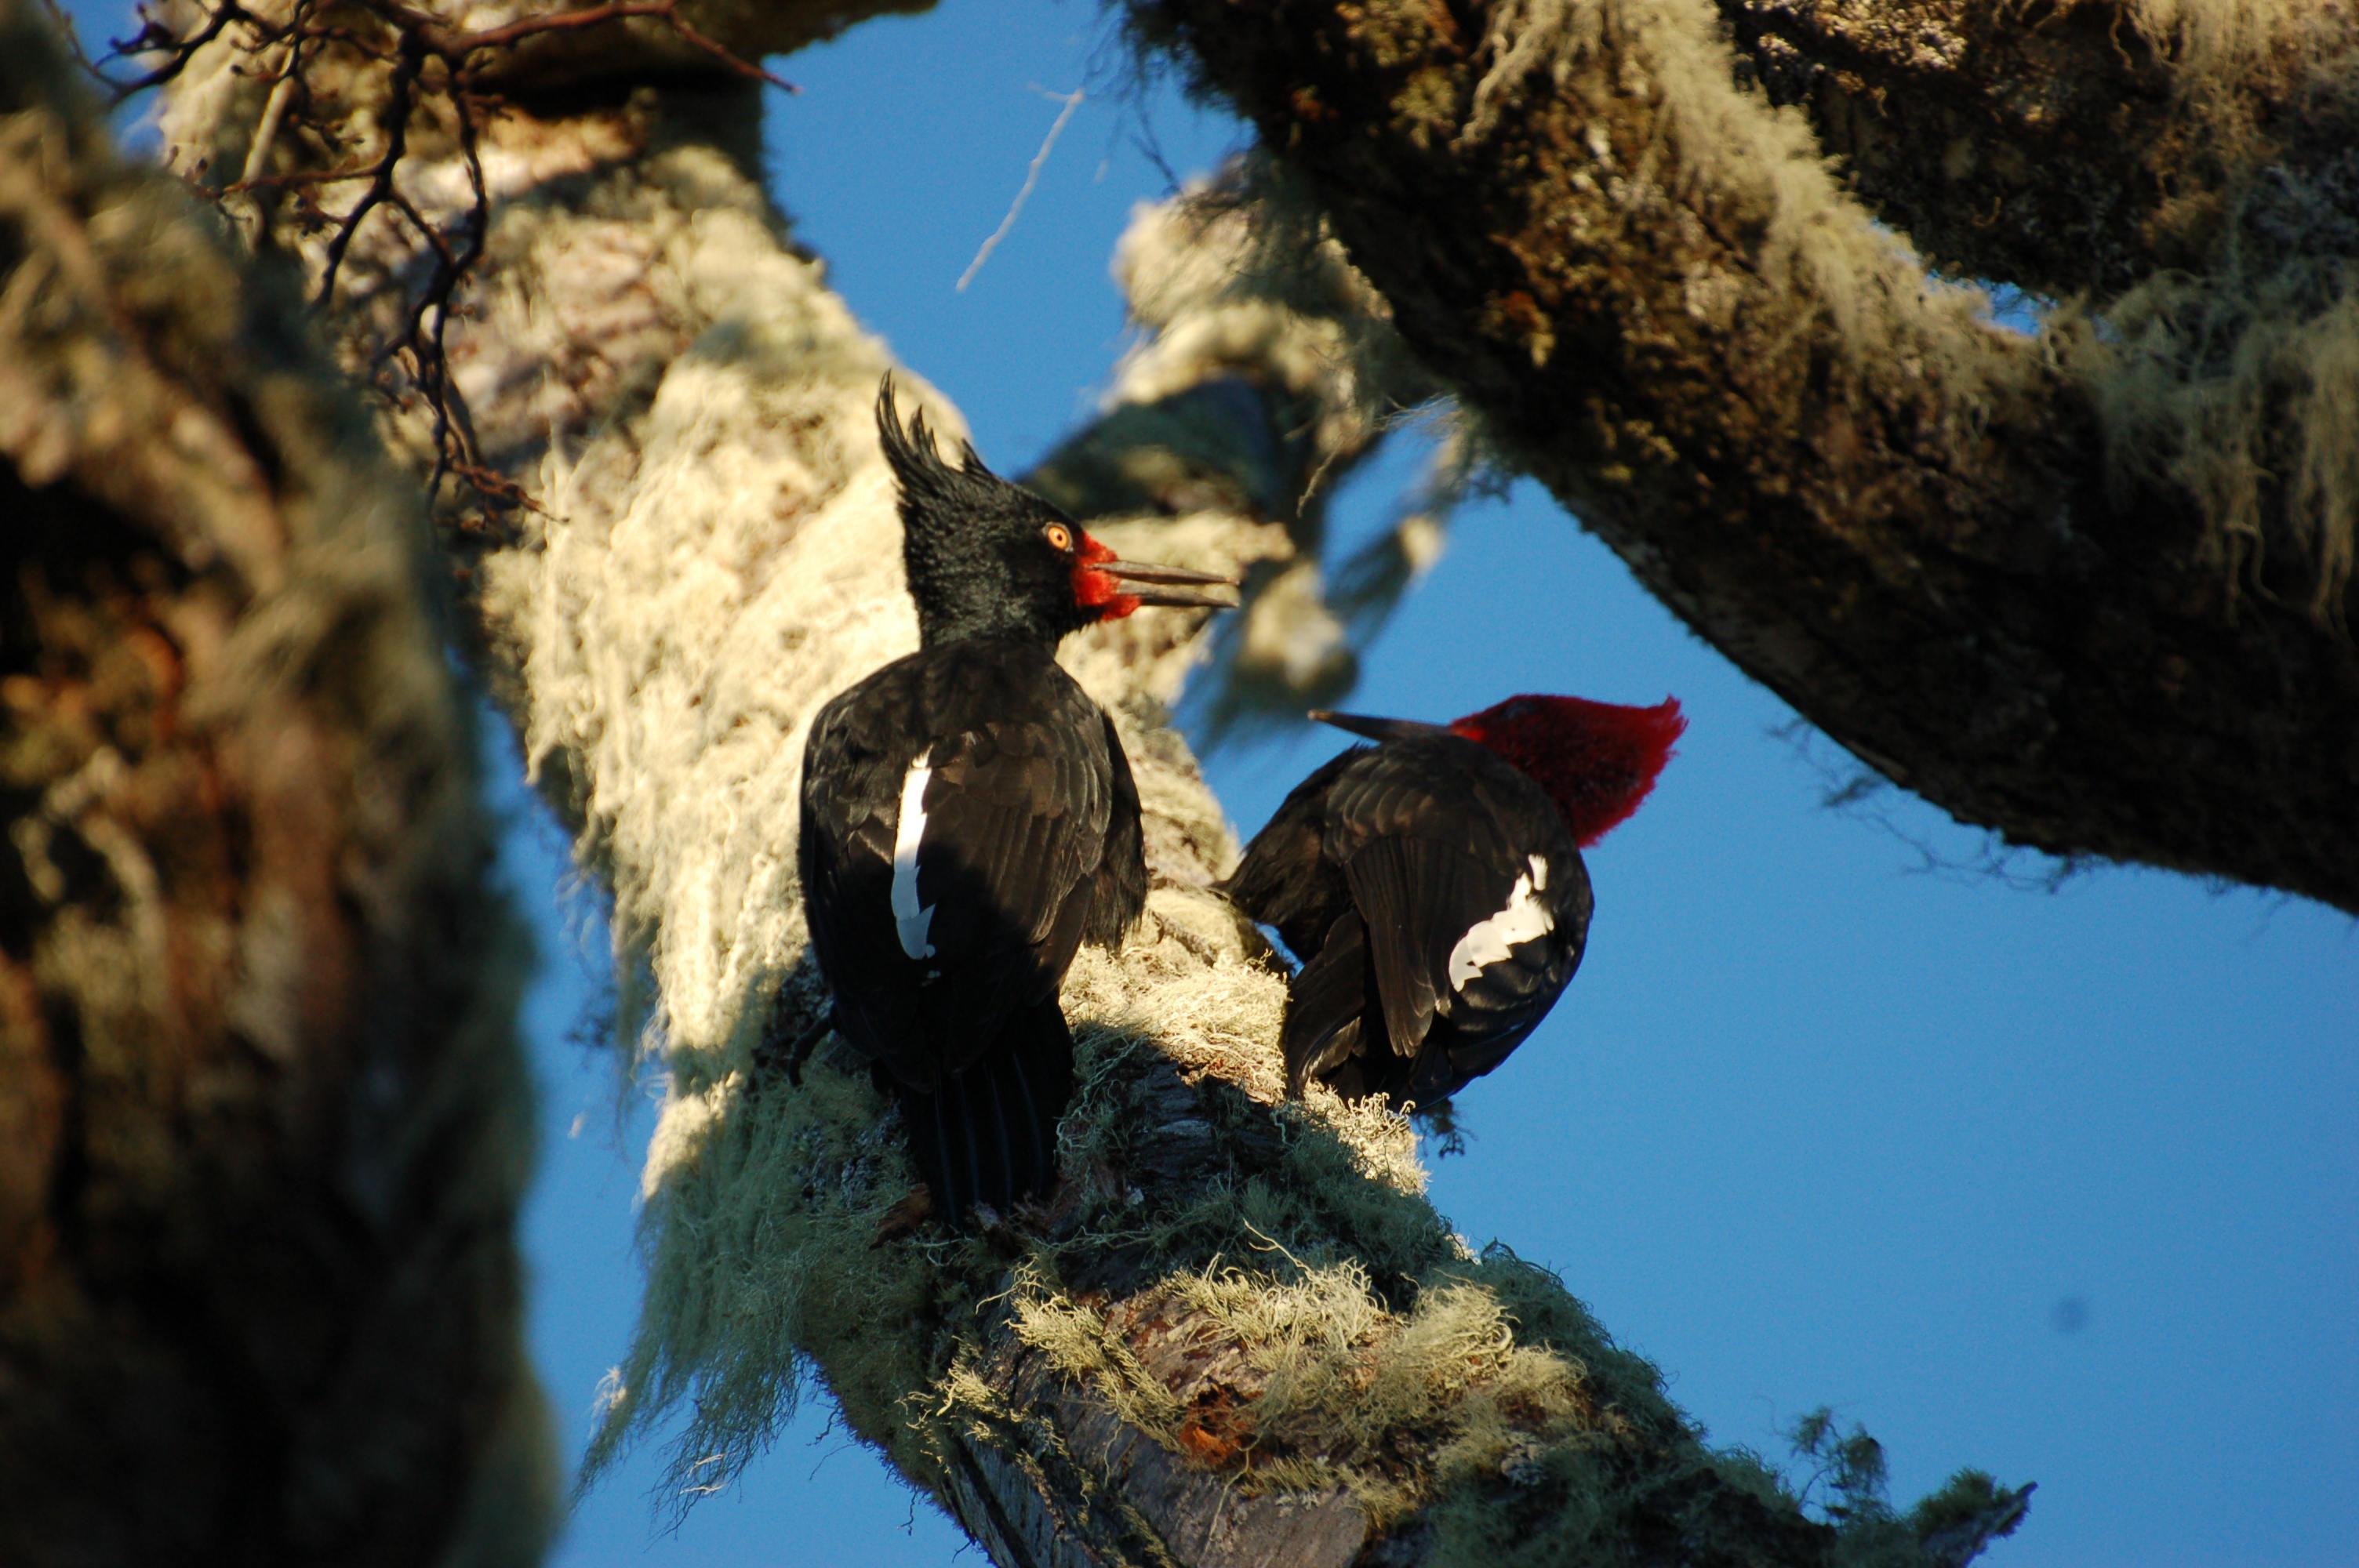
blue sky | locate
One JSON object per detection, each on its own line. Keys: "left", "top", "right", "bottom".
{"left": 63, "top": 0, "right": 2357, "bottom": 1561}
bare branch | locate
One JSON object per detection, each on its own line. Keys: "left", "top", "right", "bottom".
{"left": 108, "top": 0, "right": 794, "bottom": 513}
{"left": 958, "top": 86, "right": 1083, "bottom": 292}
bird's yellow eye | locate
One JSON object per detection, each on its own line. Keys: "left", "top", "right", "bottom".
{"left": 1043, "top": 523, "right": 1074, "bottom": 552}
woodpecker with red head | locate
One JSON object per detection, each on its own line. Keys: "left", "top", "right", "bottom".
{"left": 796, "top": 378, "right": 1237, "bottom": 1218}
{"left": 1223, "top": 693, "right": 1684, "bottom": 1109}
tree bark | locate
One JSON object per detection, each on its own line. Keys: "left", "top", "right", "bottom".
{"left": 0, "top": 5, "right": 547, "bottom": 1563}
{"left": 117, "top": 1, "right": 2040, "bottom": 1564}
{"left": 1132, "top": 0, "right": 2359, "bottom": 916}
{"left": 1714, "top": 0, "right": 2359, "bottom": 297}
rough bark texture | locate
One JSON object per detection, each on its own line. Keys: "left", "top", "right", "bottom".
{"left": 0, "top": 5, "right": 547, "bottom": 1564}
{"left": 1716, "top": 0, "right": 2359, "bottom": 297}
{"left": 1134, "top": 0, "right": 2359, "bottom": 916}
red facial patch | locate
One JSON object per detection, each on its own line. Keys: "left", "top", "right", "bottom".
{"left": 1070, "top": 532, "right": 1140, "bottom": 620}
{"left": 1450, "top": 693, "right": 1685, "bottom": 846}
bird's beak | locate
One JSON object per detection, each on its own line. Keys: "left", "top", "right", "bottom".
{"left": 1100, "top": 557, "right": 1241, "bottom": 611}
{"left": 1308, "top": 710, "right": 1455, "bottom": 744}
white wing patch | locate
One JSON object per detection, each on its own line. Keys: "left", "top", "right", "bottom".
{"left": 890, "top": 750, "right": 938, "bottom": 963}
{"left": 1446, "top": 855, "right": 1554, "bottom": 991}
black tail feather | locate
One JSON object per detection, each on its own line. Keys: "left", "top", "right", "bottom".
{"left": 896, "top": 999, "right": 1074, "bottom": 1219}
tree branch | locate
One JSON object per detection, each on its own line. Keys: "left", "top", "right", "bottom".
{"left": 1132, "top": 0, "right": 2359, "bottom": 915}
{"left": 0, "top": 2, "right": 545, "bottom": 1560}
{"left": 1715, "top": 0, "right": 2359, "bottom": 296}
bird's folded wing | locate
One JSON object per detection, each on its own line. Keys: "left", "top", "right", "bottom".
{"left": 1081, "top": 707, "right": 1147, "bottom": 948}
{"left": 1220, "top": 748, "right": 1358, "bottom": 956}
{"left": 1340, "top": 833, "right": 1514, "bottom": 1059}
{"left": 799, "top": 684, "right": 1108, "bottom": 1083}
{"left": 916, "top": 714, "right": 1110, "bottom": 960}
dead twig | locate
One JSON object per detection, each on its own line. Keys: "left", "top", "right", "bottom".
{"left": 102, "top": 0, "right": 794, "bottom": 514}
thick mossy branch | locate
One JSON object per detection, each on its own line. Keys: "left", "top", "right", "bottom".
{"left": 1718, "top": 0, "right": 2359, "bottom": 296}
{"left": 0, "top": 2, "right": 547, "bottom": 1561}
{"left": 1717, "top": 0, "right": 2359, "bottom": 626}
{"left": 2093, "top": 196, "right": 2359, "bottom": 633}
{"left": 1132, "top": 0, "right": 2359, "bottom": 915}
{"left": 998, "top": 1256, "right": 1614, "bottom": 1523}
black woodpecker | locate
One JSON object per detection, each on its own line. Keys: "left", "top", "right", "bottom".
{"left": 796, "top": 377, "right": 1237, "bottom": 1218}
{"left": 1223, "top": 693, "right": 1684, "bottom": 1110}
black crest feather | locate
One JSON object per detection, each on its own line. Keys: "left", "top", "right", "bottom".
{"left": 874, "top": 372, "right": 1088, "bottom": 646}
{"left": 877, "top": 372, "right": 990, "bottom": 515}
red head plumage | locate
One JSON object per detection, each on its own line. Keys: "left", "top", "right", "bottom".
{"left": 1070, "top": 532, "right": 1139, "bottom": 621}
{"left": 1448, "top": 692, "right": 1685, "bottom": 847}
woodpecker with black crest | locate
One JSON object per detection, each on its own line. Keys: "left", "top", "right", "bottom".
{"left": 1223, "top": 693, "right": 1684, "bottom": 1109}
{"left": 795, "top": 378, "right": 1237, "bottom": 1219}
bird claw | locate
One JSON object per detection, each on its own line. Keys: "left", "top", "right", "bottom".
{"left": 871, "top": 1184, "right": 936, "bottom": 1246}
{"left": 1147, "top": 908, "right": 1227, "bottom": 968}
{"left": 758, "top": 1007, "right": 834, "bottom": 1087}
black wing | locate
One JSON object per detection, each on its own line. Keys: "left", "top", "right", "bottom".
{"left": 1081, "top": 706, "right": 1148, "bottom": 948}
{"left": 1278, "top": 906, "right": 1371, "bottom": 1095}
{"left": 1384, "top": 847, "right": 1590, "bottom": 1106}
{"left": 1220, "top": 747, "right": 1359, "bottom": 959}
{"left": 1322, "top": 735, "right": 1591, "bottom": 1105}
{"left": 798, "top": 643, "right": 1129, "bottom": 1092}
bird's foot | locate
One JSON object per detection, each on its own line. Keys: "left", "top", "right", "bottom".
{"left": 756, "top": 1007, "right": 834, "bottom": 1087}
{"left": 1147, "top": 908, "right": 1224, "bottom": 967}
{"left": 871, "top": 1184, "right": 936, "bottom": 1246}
